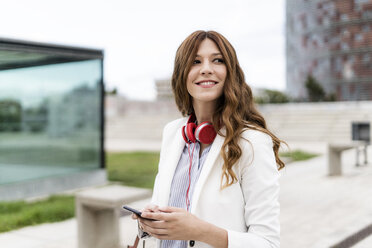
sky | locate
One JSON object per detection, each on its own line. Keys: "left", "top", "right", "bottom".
{"left": 1, "top": 0, "right": 286, "bottom": 101}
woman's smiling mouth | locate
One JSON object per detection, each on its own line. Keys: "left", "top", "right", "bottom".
{"left": 195, "top": 80, "right": 218, "bottom": 88}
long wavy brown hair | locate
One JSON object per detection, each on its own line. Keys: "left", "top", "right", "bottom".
{"left": 171, "top": 30, "right": 285, "bottom": 189}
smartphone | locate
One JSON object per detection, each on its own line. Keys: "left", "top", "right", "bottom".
{"left": 123, "top": 205, "right": 152, "bottom": 238}
{"left": 123, "top": 205, "right": 155, "bottom": 221}
{"left": 123, "top": 205, "right": 143, "bottom": 217}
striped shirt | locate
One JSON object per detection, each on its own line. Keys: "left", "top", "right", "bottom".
{"left": 161, "top": 142, "right": 212, "bottom": 248}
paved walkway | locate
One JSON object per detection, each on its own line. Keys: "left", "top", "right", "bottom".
{"left": 280, "top": 144, "right": 372, "bottom": 248}
{"left": 0, "top": 143, "right": 371, "bottom": 248}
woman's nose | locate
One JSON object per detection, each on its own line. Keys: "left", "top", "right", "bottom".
{"left": 200, "top": 61, "right": 213, "bottom": 75}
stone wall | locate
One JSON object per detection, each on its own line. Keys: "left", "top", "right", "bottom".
{"left": 105, "top": 96, "right": 372, "bottom": 151}
{"left": 260, "top": 101, "right": 372, "bottom": 142}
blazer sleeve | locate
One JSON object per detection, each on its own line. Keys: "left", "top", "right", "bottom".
{"left": 151, "top": 123, "right": 168, "bottom": 204}
{"left": 151, "top": 119, "right": 176, "bottom": 204}
{"left": 227, "top": 131, "right": 280, "bottom": 248}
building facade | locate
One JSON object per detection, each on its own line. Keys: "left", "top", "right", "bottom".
{"left": 286, "top": 0, "right": 372, "bottom": 100}
{"left": 0, "top": 38, "right": 105, "bottom": 200}
{"left": 155, "top": 78, "right": 173, "bottom": 100}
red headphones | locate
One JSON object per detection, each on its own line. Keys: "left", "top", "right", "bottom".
{"left": 181, "top": 114, "right": 216, "bottom": 144}
{"left": 181, "top": 114, "right": 217, "bottom": 211}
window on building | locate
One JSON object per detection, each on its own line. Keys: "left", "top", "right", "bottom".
{"left": 323, "top": 2, "right": 335, "bottom": 16}
{"left": 340, "top": 13, "right": 349, "bottom": 21}
{"left": 362, "top": 10, "right": 372, "bottom": 18}
{"left": 323, "top": 16, "right": 330, "bottom": 25}
{"left": 354, "top": 33, "right": 364, "bottom": 42}
{"left": 335, "top": 57, "right": 343, "bottom": 72}
{"left": 362, "top": 53, "right": 370, "bottom": 64}
{"left": 354, "top": 0, "right": 369, "bottom": 3}
{"left": 354, "top": 0, "right": 370, "bottom": 10}
{"left": 341, "top": 42, "right": 350, "bottom": 50}
{"left": 362, "top": 24, "right": 370, "bottom": 32}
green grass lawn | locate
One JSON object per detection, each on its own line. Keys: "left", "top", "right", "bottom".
{"left": 279, "top": 149, "right": 319, "bottom": 162}
{"left": 0, "top": 195, "right": 74, "bottom": 233}
{"left": 106, "top": 151, "right": 159, "bottom": 189}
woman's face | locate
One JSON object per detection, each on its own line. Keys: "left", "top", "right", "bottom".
{"left": 186, "top": 38, "right": 226, "bottom": 106}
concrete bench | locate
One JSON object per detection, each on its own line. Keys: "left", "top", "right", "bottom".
{"left": 327, "top": 141, "right": 368, "bottom": 176}
{"left": 76, "top": 185, "right": 152, "bottom": 248}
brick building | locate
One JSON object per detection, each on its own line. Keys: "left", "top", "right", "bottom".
{"left": 286, "top": 0, "right": 372, "bottom": 100}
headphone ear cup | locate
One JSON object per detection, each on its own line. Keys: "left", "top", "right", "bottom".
{"left": 182, "top": 125, "right": 191, "bottom": 143}
{"left": 195, "top": 122, "right": 216, "bottom": 144}
{"left": 185, "top": 123, "right": 197, "bottom": 143}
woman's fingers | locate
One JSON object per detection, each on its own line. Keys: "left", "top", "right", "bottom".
{"left": 141, "top": 211, "right": 169, "bottom": 221}
{"left": 139, "top": 219, "right": 170, "bottom": 237}
{"left": 142, "top": 203, "right": 160, "bottom": 213}
{"left": 143, "top": 224, "right": 168, "bottom": 235}
{"left": 158, "top": 206, "right": 181, "bottom": 213}
{"left": 139, "top": 218, "right": 166, "bottom": 229}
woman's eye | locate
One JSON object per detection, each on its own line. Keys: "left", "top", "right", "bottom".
{"left": 214, "top": 58, "right": 224, "bottom": 63}
{"left": 193, "top": 60, "right": 201, "bottom": 64}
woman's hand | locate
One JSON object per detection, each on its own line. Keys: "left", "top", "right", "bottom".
{"left": 131, "top": 203, "right": 160, "bottom": 220}
{"left": 138, "top": 206, "right": 203, "bottom": 240}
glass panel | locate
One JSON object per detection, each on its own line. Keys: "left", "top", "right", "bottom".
{"left": 0, "top": 59, "right": 102, "bottom": 185}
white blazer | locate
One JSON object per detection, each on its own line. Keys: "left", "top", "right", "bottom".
{"left": 151, "top": 117, "right": 280, "bottom": 248}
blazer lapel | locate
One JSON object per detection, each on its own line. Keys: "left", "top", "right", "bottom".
{"left": 190, "top": 131, "right": 225, "bottom": 213}
{"left": 158, "top": 125, "right": 185, "bottom": 207}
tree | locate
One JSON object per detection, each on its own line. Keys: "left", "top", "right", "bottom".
{"left": 105, "top": 87, "right": 118, "bottom": 95}
{"left": 0, "top": 99, "right": 22, "bottom": 131}
{"left": 305, "top": 75, "right": 325, "bottom": 102}
{"left": 254, "top": 89, "right": 290, "bottom": 104}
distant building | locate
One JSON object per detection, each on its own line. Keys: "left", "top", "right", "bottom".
{"left": 286, "top": 0, "right": 372, "bottom": 100}
{"left": 155, "top": 78, "right": 173, "bottom": 100}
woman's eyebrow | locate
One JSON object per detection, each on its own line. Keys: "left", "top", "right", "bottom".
{"left": 195, "top": 53, "right": 223, "bottom": 57}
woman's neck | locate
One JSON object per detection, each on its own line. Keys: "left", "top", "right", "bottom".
{"left": 193, "top": 100, "right": 217, "bottom": 124}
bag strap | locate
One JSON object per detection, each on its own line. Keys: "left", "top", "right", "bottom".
{"left": 127, "top": 236, "right": 140, "bottom": 248}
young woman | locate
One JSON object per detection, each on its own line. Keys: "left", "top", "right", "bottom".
{"left": 133, "top": 30, "right": 285, "bottom": 248}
